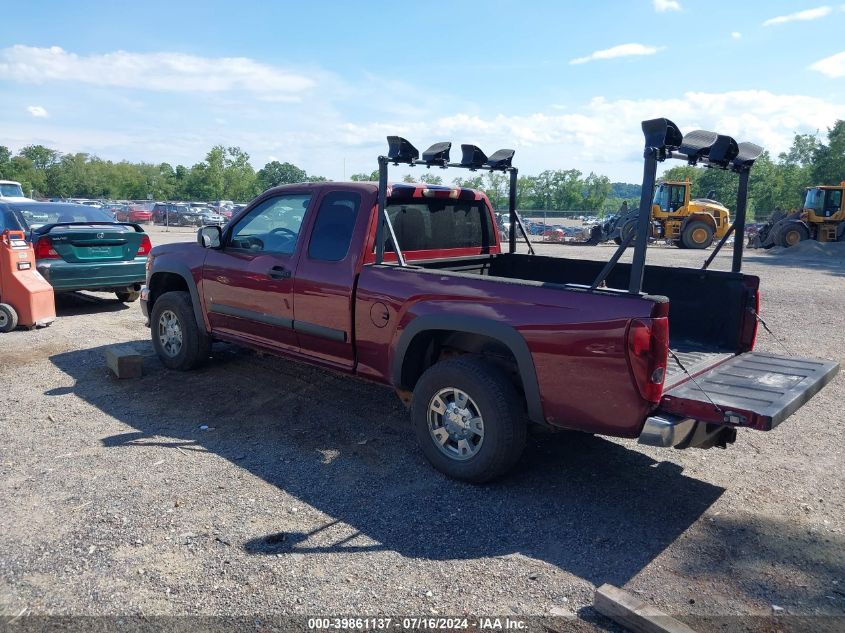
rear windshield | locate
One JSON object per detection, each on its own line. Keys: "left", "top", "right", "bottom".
{"left": 14, "top": 205, "right": 115, "bottom": 229}
{"left": 384, "top": 199, "right": 495, "bottom": 252}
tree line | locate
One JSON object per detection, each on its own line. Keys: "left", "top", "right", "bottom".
{"left": 350, "top": 169, "right": 623, "bottom": 213}
{"left": 661, "top": 121, "right": 845, "bottom": 220}
{"left": 0, "top": 144, "right": 326, "bottom": 203}
{"left": 2, "top": 120, "right": 844, "bottom": 218}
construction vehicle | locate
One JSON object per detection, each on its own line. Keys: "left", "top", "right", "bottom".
{"left": 754, "top": 182, "right": 845, "bottom": 248}
{"left": 612, "top": 177, "right": 731, "bottom": 248}
{"left": 0, "top": 230, "right": 55, "bottom": 332}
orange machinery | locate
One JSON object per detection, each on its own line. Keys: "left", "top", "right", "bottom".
{"left": 0, "top": 230, "right": 56, "bottom": 332}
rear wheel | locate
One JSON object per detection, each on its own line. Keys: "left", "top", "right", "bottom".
{"left": 116, "top": 290, "right": 140, "bottom": 303}
{"left": 411, "top": 356, "right": 527, "bottom": 483}
{"left": 682, "top": 221, "right": 714, "bottom": 249}
{"left": 150, "top": 291, "right": 210, "bottom": 370}
{"left": 0, "top": 303, "right": 18, "bottom": 333}
{"left": 779, "top": 222, "right": 809, "bottom": 247}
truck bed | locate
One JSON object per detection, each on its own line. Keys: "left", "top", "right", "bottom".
{"left": 666, "top": 344, "right": 733, "bottom": 387}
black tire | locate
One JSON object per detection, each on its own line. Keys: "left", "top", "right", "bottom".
{"left": 673, "top": 240, "right": 686, "bottom": 249}
{"left": 682, "top": 220, "right": 714, "bottom": 249}
{"left": 150, "top": 291, "right": 210, "bottom": 370}
{"left": 411, "top": 356, "right": 527, "bottom": 483}
{"left": 0, "top": 303, "right": 18, "bottom": 333}
{"left": 613, "top": 236, "right": 622, "bottom": 245}
{"left": 620, "top": 219, "right": 637, "bottom": 244}
{"left": 779, "top": 222, "right": 809, "bottom": 248}
{"left": 116, "top": 290, "right": 140, "bottom": 303}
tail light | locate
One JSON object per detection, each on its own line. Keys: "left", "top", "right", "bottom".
{"left": 627, "top": 317, "right": 669, "bottom": 404}
{"left": 34, "top": 236, "right": 60, "bottom": 259}
{"left": 137, "top": 234, "right": 152, "bottom": 256}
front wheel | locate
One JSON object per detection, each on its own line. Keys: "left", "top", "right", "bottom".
{"left": 411, "top": 356, "right": 527, "bottom": 483}
{"left": 0, "top": 303, "right": 18, "bottom": 333}
{"left": 150, "top": 291, "right": 210, "bottom": 370}
{"left": 779, "top": 222, "right": 809, "bottom": 247}
{"left": 619, "top": 220, "right": 637, "bottom": 244}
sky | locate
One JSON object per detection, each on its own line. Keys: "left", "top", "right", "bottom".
{"left": 3, "top": 0, "right": 845, "bottom": 183}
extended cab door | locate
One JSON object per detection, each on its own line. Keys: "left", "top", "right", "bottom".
{"left": 201, "top": 192, "right": 313, "bottom": 352}
{"left": 292, "top": 189, "right": 368, "bottom": 370}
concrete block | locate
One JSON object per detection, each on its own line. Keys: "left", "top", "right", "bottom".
{"left": 105, "top": 345, "right": 143, "bottom": 379}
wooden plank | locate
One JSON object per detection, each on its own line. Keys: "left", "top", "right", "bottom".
{"left": 105, "top": 345, "right": 143, "bottom": 379}
{"left": 594, "top": 584, "right": 698, "bottom": 633}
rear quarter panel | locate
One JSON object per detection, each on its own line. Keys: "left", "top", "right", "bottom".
{"left": 354, "top": 265, "right": 658, "bottom": 437}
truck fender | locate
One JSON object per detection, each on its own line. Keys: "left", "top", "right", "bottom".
{"left": 148, "top": 262, "right": 206, "bottom": 331}
{"left": 680, "top": 212, "right": 717, "bottom": 231}
{"left": 392, "top": 314, "right": 544, "bottom": 424}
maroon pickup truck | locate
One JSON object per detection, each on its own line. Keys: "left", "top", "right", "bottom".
{"left": 140, "top": 122, "right": 838, "bottom": 482}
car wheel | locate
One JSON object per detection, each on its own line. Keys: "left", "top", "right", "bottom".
{"left": 682, "top": 221, "right": 714, "bottom": 249}
{"left": 150, "top": 291, "right": 210, "bottom": 370}
{"left": 411, "top": 356, "right": 527, "bottom": 483}
{"left": 116, "top": 290, "right": 141, "bottom": 303}
{"left": 0, "top": 303, "right": 19, "bottom": 333}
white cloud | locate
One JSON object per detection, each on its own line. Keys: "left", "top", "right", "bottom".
{"left": 570, "top": 43, "right": 663, "bottom": 65}
{"left": 5, "top": 83, "right": 844, "bottom": 182}
{"left": 0, "top": 45, "right": 315, "bottom": 101}
{"left": 763, "top": 6, "right": 831, "bottom": 26}
{"left": 26, "top": 105, "right": 49, "bottom": 118}
{"left": 731, "top": 31, "right": 742, "bottom": 40}
{"left": 810, "top": 50, "right": 845, "bottom": 77}
{"left": 653, "top": 0, "right": 682, "bottom": 12}
{"left": 324, "top": 90, "right": 845, "bottom": 179}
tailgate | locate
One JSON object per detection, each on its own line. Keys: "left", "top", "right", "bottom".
{"left": 660, "top": 352, "right": 839, "bottom": 431}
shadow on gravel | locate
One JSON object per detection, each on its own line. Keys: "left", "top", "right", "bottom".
{"left": 54, "top": 291, "right": 131, "bottom": 316}
{"left": 51, "top": 340, "right": 725, "bottom": 588}
{"left": 743, "top": 254, "right": 845, "bottom": 278}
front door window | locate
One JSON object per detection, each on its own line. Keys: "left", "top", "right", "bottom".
{"left": 228, "top": 194, "right": 312, "bottom": 253}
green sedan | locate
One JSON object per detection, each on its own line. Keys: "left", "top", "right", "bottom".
{"left": 2, "top": 201, "right": 151, "bottom": 302}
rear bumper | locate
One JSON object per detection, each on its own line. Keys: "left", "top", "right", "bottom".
{"left": 638, "top": 414, "right": 736, "bottom": 450}
{"left": 37, "top": 258, "right": 146, "bottom": 292}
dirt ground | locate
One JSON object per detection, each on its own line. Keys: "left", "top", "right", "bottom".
{"left": 0, "top": 225, "right": 842, "bottom": 631}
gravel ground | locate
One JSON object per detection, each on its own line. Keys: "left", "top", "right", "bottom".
{"left": 0, "top": 225, "right": 842, "bottom": 631}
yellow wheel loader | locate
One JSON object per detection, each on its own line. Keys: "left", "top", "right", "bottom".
{"left": 615, "top": 177, "right": 731, "bottom": 249}
{"left": 755, "top": 182, "right": 845, "bottom": 248}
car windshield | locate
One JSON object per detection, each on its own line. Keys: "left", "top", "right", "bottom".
{"left": 14, "top": 204, "right": 115, "bottom": 229}
{"left": 0, "top": 183, "right": 25, "bottom": 197}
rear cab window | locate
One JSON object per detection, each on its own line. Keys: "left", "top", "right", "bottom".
{"left": 375, "top": 184, "right": 497, "bottom": 261}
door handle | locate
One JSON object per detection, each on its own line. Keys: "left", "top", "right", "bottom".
{"left": 268, "top": 265, "right": 292, "bottom": 280}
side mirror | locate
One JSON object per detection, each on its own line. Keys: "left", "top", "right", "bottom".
{"left": 198, "top": 225, "right": 222, "bottom": 249}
